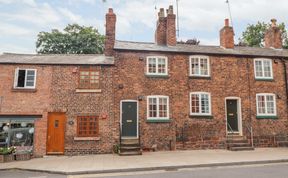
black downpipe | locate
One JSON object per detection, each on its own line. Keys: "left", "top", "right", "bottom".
{"left": 281, "top": 59, "right": 288, "bottom": 111}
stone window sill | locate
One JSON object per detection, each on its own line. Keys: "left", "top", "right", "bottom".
{"left": 75, "top": 89, "right": 102, "bottom": 93}
{"left": 189, "top": 76, "right": 211, "bottom": 80}
{"left": 255, "top": 78, "right": 274, "bottom": 82}
{"left": 11, "top": 88, "right": 37, "bottom": 93}
{"left": 146, "top": 119, "right": 171, "bottom": 123}
{"left": 145, "top": 74, "right": 169, "bottom": 78}
{"left": 189, "top": 115, "right": 213, "bottom": 119}
{"left": 256, "top": 116, "right": 278, "bottom": 120}
{"left": 74, "top": 137, "right": 100, "bottom": 141}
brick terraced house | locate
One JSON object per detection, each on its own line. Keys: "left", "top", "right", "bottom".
{"left": 0, "top": 6, "right": 288, "bottom": 156}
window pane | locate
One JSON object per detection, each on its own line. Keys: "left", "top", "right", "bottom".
{"left": 255, "top": 61, "right": 263, "bottom": 77}
{"left": 148, "top": 58, "right": 156, "bottom": 73}
{"left": 191, "top": 94, "right": 200, "bottom": 113}
{"left": 158, "top": 58, "right": 166, "bottom": 74}
{"left": 201, "top": 94, "right": 209, "bottom": 114}
{"left": 257, "top": 95, "right": 266, "bottom": 114}
{"left": 149, "top": 98, "right": 157, "bottom": 117}
{"left": 263, "top": 60, "right": 272, "bottom": 77}
{"left": 191, "top": 58, "right": 199, "bottom": 75}
{"left": 159, "top": 97, "right": 168, "bottom": 118}
{"left": 266, "top": 95, "right": 275, "bottom": 114}
{"left": 200, "top": 58, "right": 208, "bottom": 75}
{"left": 17, "top": 70, "right": 26, "bottom": 87}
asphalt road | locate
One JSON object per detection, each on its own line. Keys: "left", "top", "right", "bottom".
{"left": 1, "top": 163, "right": 288, "bottom": 178}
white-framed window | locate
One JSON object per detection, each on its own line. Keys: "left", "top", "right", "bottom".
{"left": 14, "top": 68, "right": 37, "bottom": 89}
{"left": 146, "top": 56, "right": 168, "bottom": 75}
{"left": 189, "top": 55, "right": 210, "bottom": 77}
{"left": 190, "top": 92, "right": 211, "bottom": 115}
{"left": 254, "top": 58, "right": 273, "bottom": 79}
{"left": 256, "top": 93, "right": 277, "bottom": 116}
{"left": 147, "top": 95, "right": 169, "bottom": 120}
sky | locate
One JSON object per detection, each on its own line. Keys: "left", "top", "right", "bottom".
{"left": 0, "top": 0, "right": 288, "bottom": 54}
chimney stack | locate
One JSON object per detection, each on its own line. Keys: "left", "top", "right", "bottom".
{"left": 220, "top": 19, "right": 234, "bottom": 49}
{"left": 105, "top": 8, "right": 116, "bottom": 56}
{"left": 264, "top": 19, "right": 282, "bottom": 49}
{"left": 155, "top": 5, "right": 176, "bottom": 46}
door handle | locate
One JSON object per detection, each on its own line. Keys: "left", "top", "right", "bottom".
{"left": 126, "top": 120, "right": 132, "bottom": 123}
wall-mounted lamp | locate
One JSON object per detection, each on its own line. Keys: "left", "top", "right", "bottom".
{"left": 118, "top": 84, "right": 124, "bottom": 89}
{"left": 277, "top": 94, "right": 281, "bottom": 99}
{"left": 137, "top": 95, "right": 144, "bottom": 101}
{"left": 68, "top": 120, "right": 74, "bottom": 125}
{"left": 274, "top": 60, "right": 278, "bottom": 64}
{"left": 139, "top": 57, "right": 144, "bottom": 61}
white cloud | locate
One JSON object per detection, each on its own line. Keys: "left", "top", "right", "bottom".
{"left": 0, "top": 22, "right": 32, "bottom": 36}
{"left": 58, "top": 7, "right": 83, "bottom": 23}
{"left": 0, "top": 43, "right": 35, "bottom": 54}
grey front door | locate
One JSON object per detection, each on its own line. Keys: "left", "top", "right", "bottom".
{"left": 226, "top": 99, "right": 239, "bottom": 132}
{"left": 121, "top": 101, "right": 138, "bottom": 137}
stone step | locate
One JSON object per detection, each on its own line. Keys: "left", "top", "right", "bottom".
{"left": 119, "top": 151, "right": 142, "bottom": 156}
{"left": 121, "top": 139, "right": 139, "bottom": 145}
{"left": 229, "top": 147, "right": 255, "bottom": 151}
{"left": 120, "top": 146, "right": 141, "bottom": 151}
{"left": 226, "top": 139, "right": 249, "bottom": 144}
{"left": 227, "top": 142, "right": 251, "bottom": 147}
{"left": 277, "top": 141, "right": 288, "bottom": 147}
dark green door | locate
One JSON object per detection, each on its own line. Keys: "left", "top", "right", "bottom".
{"left": 226, "top": 99, "right": 239, "bottom": 132}
{"left": 121, "top": 101, "right": 137, "bottom": 137}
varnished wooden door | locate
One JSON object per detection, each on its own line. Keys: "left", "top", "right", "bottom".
{"left": 47, "top": 112, "right": 66, "bottom": 154}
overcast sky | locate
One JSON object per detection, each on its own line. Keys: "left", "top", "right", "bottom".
{"left": 0, "top": 0, "right": 287, "bottom": 54}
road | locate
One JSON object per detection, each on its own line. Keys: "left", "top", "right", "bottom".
{"left": 1, "top": 163, "right": 288, "bottom": 178}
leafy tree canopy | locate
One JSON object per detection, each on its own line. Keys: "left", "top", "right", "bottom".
{"left": 36, "top": 24, "right": 105, "bottom": 54}
{"left": 239, "top": 21, "right": 288, "bottom": 49}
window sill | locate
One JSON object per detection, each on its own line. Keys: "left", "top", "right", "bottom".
{"left": 146, "top": 119, "right": 171, "bottom": 123}
{"left": 11, "top": 88, "right": 37, "bottom": 92}
{"left": 74, "top": 137, "right": 100, "bottom": 141}
{"left": 256, "top": 116, "right": 278, "bottom": 120}
{"left": 76, "top": 89, "right": 102, "bottom": 93}
{"left": 255, "top": 78, "right": 274, "bottom": 82}
{"left": 189, "top": 115, "right": 213, "bottom": 119}
{"left": 145, "top": 74, "right": 169, "bottom": 78}
{"left": 189, "top": 76, "right": 211, "bottom": 80}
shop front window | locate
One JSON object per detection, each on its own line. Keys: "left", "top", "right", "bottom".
{"left": 0, "top": 119, "right": 35, "bottom": 152}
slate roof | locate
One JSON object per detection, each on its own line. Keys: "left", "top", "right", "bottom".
{"left": 114, "top": 40, "right": 288, "bottom": 58}
{"left": 0, "top": 53, "right": 114, "bottom": 65}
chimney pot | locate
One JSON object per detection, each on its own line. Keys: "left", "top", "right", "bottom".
{"left": 225, "top": 18, "right": 229, "bottom": 27}
{"left": 271, "top": 18, "right": 277, "bottom": 27}
{"left": 168, "top": 5, "right": 173, "bottom": 14}
{"left": 159, "top": 8, "right": 165, "bottom": 17}
{"left": 108, "top": 8, "right": 113, "bottom": 13}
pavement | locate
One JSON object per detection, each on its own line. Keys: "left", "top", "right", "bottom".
{"left": 0, "top": 148, "right": 288, "bottom": 175}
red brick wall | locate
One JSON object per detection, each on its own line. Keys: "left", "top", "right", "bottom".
{"left": 0, "top": 64, "right": 52, "bottom": 156}
{"left": 114, "top": 51, "right": 288, "bottom": 150}
{"left": 49, "top": 65, "right": 115, "bottom": 155}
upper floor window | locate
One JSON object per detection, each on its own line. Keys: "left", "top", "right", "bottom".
{"left": 254, "top": 58, "right": 273, "bottom": 79}
{"left": 14, "top": 68, "right": 37, "bottom": 89}
{"left": 77, "top": 116, "right": 99, "bottom": 137}
{"left": 190, "top": 92, "right": 211, "bottom": 116}
{"left": 79, "top": 66, "right": 100, "bottom": 89}
{"left": 146, "top": 56, "right": 168, "bottom": 75}
{"left": 147, "top": 95, "right": 169, "bottom": 120}
{"left": 189, "top": 56, "right": 210, "bottom": 77}
{"left": 256, "top": 93, "right": 277, "bottom": 116}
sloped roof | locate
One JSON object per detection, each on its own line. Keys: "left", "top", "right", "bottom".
{"left": 0, "top": 53, "right": 114, "bottom": 65}
{"left": 114, "top": 40, "right": 288, "bottom": 58}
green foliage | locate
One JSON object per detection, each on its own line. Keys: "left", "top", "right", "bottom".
{"left": 0, "top": 147, "right": 16, "bottom": 155}
{"left": 36, "top": 24, "right": 105, "bottom": 54}
{"left": 239, "top": 21, "right": 288, "bottom": 49}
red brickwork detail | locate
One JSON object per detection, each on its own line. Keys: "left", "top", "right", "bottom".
{"left": 104, "top": 8, "right": 116, "bottom": 56}
{"left": 220, "top": 19, "right": 234, "bottom": 49}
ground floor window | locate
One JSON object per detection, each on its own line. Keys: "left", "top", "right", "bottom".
{"left": 77, "top": 116, "right": 99, "bottom": 137}
{"left": 190, "top": 92, "right": 211, "bottom": 116}
{"left": 0, "top": 118, "right": 35, "bottom": 151}
{"left": 256, "top": 93, "right": 277, "bottom": 116}
{"left": 147, "top": 95, "right": 169, "bottom": 120}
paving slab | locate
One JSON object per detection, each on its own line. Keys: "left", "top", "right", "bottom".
{"left": 0, "top": 148, "right": 288, "bottom": 175}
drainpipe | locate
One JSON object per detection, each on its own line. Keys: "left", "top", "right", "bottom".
{"left": 280, "top": 59, "right": 288, "bottom": 111}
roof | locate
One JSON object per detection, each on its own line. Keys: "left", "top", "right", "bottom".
{"left": 114, "top": 41, "right": 288, "bottom": 58}
{"left": 0, "top": 53, "right": 114, "bottom": 65}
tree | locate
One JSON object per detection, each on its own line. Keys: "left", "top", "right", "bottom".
{"left": 177, "top": 38, "right": 200, "bottom": 45}
{"left": 36, "top": 24, "right": 105, "bottom": 54}
{"left": 239, "top": 21, "right": 288, "bottom": 49}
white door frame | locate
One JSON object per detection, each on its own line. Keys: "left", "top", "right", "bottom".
{"left": 225, "top": 97, "right": 243, "bottom": 136}
{"left": 120, "top": 100, "right": 139, "bottom": 139}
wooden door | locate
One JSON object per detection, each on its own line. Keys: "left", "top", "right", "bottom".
{"left": 226, "top": 100, "right": 239, "bottom": 132}
{"left": 47, "top": 112, "right": 66, "bottom": 154}
{"left": 121, "top": 101, "right": 138, "bottom": 137}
